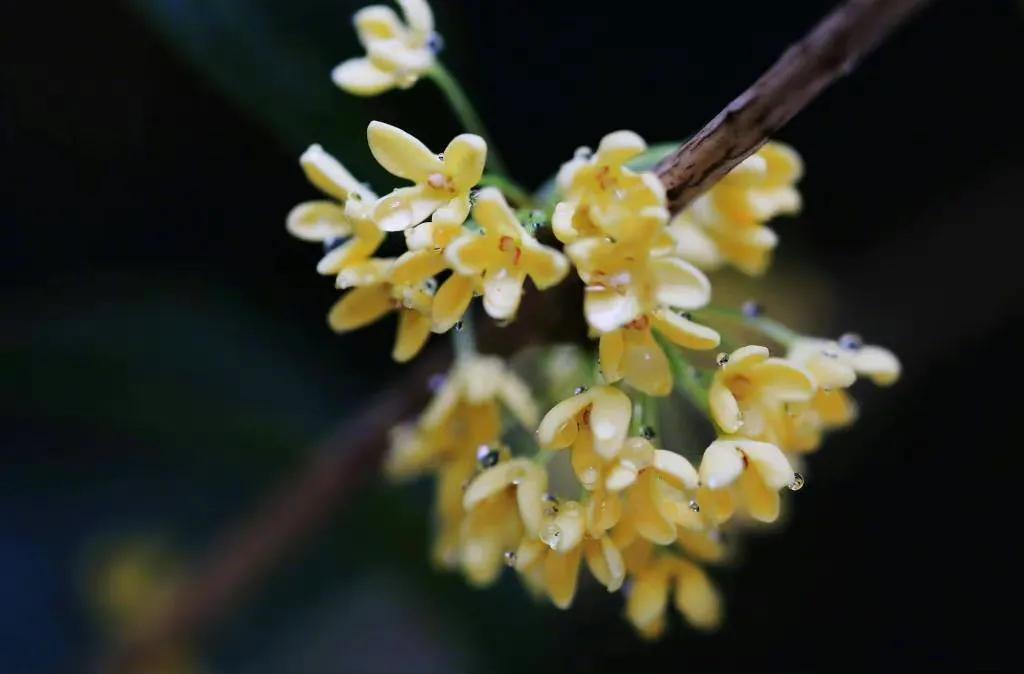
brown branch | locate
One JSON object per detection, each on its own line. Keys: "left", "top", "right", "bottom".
{"left": 655, "top": 0, "right": 930, "bottom": 211}
{"left": 99, "top": 350, "right": 447, "bottom": 674}
{"left": 101, "top": 0, "right": 931, "bottom": 670}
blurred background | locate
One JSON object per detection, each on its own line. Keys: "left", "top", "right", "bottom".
{"left": 3, "top": 0, "right": 1023, "bottom": 671}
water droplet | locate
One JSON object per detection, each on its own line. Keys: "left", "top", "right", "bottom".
{"left": 476, "top": 444, "right": 499, "bottom": 469}
{"left": 838, "top": 332, "right": 863, "bottom": 351}
{"left": 427, "top": 32, "right": 445, "bottom": 54}
{"left": 423, "top": 277, "right": 438, "bottom": 293}
{"left": 688, "top": 500, "right": 700, "bottom": 512}
{"left": 543, "top": 493, "right": 560, "bottom": 516}
{"left": 503, "top": 550, "right": 517, "bottom": 567}
{"left": 455, "top": 321, "right": 464, "bottom": 332}
{"left": 788, "top": 472, "right": 805, "bottom": 491}
{"left": 822, "top": 347, "right": 839, "bottom": 359}
{"left": 540, "top": 523, "right": 562, "bottom": 549}
{"left": 678, "top": 311, "right": 693, "bottom": 320}
{"left": 574, "top": 385, "right": 588, "bottom": 395}
{"left": 716, "top": 352, "right": 730, "bottom": 366}
{"left": 640, "top": 425, "right": 656, "bottom": 440}
{"left": 574, "top": 146, "right": 593, "bottom": 160}
{"left": 323, "top": 236, "right": 345, "bottom": 253}
{"left": 741, "top": 300, "right": 763, "bottom": 318}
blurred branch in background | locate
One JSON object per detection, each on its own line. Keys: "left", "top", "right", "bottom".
{"left": 99, "top": 0, "right": 931, "bottom": 670}
{"left": 655, "top": 0, "right": 929, "bottom": 211}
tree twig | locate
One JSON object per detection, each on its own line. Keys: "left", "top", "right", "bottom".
{"left": 100, "top": 0, "right": 932, "bottom": 669}
{"left": 655, "top": 0, "right": 930, "bottom": 211}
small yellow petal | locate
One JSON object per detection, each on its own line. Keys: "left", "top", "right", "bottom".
{"left": 482, "top": 271, "right": 525, "bottom": 320}
{"left": 751, "top": 358, "right": 815, "bottom": 402}
{"left": 651, "top": 309, "right": 720, "bottom": 351}
{"left": 331, "top": 57, "right": 397, "bottom": 96}
{"left": 626, "top": 567, "right": 670, "bottom": 632}
{"left": 431, "top": 273, "right": 476, "bottom": 333}
{"left": 699, "top": 440, "right": 745, "bottom": 490}
{"left": 708, "top": 381, "right": 742, "bottom": 434}
{"left": 588, "top": 385, "right": 632, "bottom": 460}
{"left": 595, "top": 130, "right": 646, "bottom": 166}
{"left": 326, "top": 285, "right": 392, "bottom": 332}
{"left": 599, "top": 330, "right": 625, "bottom": 383}
{"left": 391, "top": 249, "right": 447, "bottom": 286}
{"left": 443, "top": 134, "right": 488, "bottom": 192}
{"left": 674, "top": 561, "right": 722, "bottom": 630}
{"left": 652, "top": 449, "right": 699, "bottom": 490}
{"left": 544, "top": 545, "right": 582, "bottom": 609}
{"left": 851, "top": 344, "right": 901, "bottom": 386}
{"left": 392, "top": 309, "right": 430, "bottom": 362}
{"left": 367, "top": 121, "right": 443, "bottom": 182}
{"left": 300, "top": 144, "right": 375, "bottom": 203}
{"left": 650, "top": 256, "right": 712, "bottom": 310}
{"left": 286, "top": 200, "right": 352, "bottom": 242}
{"left": 537, "top": 391, "right": 592, "bottom": 449}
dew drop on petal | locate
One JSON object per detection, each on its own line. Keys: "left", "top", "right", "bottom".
{"left": 788, "top": 472, "right": 805, "bottom": 491}
{"left": 476, "top": 444, "right": 500, "bottom": 469}
{"left": 716, "top": 352, "right": 730, "bottom": 366}
{"left": 574, "top": 385, "right": 589, "bottom": 395}
{"left": 540, "top": 523, "right": 562, "bottom": 549}
{"left": 503, "top": 550, "right": 517, "bottom": 567}
{"left": 455, "top": 320, "right": 464, "bottom": 332}
{"left": 640, "top": 425, "right": 656, "bottom": 440}
{"left": 838, "top": 332, "right": 863, "bottom": 351}
{"left": 428, "top": 32, "right": 445, "bottom": 54}
{"left": 688, "top": 500, "right": 701, "bottom": 512}
{"left": 741, "top": 300, "right": 763, "bottom": 318}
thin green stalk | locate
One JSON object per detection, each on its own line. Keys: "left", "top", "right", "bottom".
{"left": 427, "top": 63, "right": 510, "bottom": 178}
{"left": 655, "top": 333, "right": 710, "bottom": 416}
{"left": 693, "top": 306, "right": 800, "bottom": 348}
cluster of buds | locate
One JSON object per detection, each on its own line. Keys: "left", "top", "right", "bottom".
{"left": 285, "top": 0, "right": 900, "bottom": 637}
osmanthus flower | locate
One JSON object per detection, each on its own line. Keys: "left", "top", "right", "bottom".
{"left": 332, "top": 0, "right": 437, "bottom": 96}
{"left": 668, "top": 141, "right": 802, "bottom": 275}
{"left": 708, "top": 345, "right": 816, "bottom": 439}
{"left": 440, "top": 188, "right": 570, "bottom": 327}
{"left": 460, "top": 458, "right": 548, "bottom": 586}
{"left": 326, "top": 258, "right": 433, "bottom": 362}
{"left": 286, "top": 144, "right": 383, "bottom": 276}
{"left": 367, "top": 121, "right": 486, "bottom": 233}
{"left": 776, "top": 335, "right": 902, "bottom": 453}
{"left": 536, "top": 385, "right": 632, "bottom": 463}
{"left": 697, "top": 438, "right": 798, "bottom": 523}
{"left": 618, "top": 535, "right": 723, "bottom": 638}
{"left": 599, "top": 309, "right": 720, "bottom": 396}
{"left": 553, "top": 130, "right": 671, "bottom": 245}
{"left": 385, "top": 354, "right": 537, "bottom": 478}
{"left": 566, "top": 236, "right": 712, "bottom": 334}
{"left": 620, "top": 443, "right": 705, "bottom": 545}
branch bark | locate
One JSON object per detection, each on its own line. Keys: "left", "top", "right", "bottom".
{"left": 101, "top": 0, "right": 931, "bottom": 670}
{"left": 655, "top": 0, "right": 930, "bottom": 211}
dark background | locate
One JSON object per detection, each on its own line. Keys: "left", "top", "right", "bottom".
{"left": 3, "top": 0, "right": 1023, "bottom": 671}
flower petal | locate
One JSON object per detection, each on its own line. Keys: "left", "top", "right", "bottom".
{"left": 398, "top": 0, "right": 434, "bottom": 41}
{"left": 650, "top": 257, "right": 711, "bottom": 309}
{"left": 390, "top": 249, "right": 447, "bottom": 286}
{"left": 626, "top": 567, "right": 670, "bottom": 632}
{"left": 462, "top": 458, "right": 532, "bottom": 510}
{"left": 599, "top": 330, "right": 625, "bottom": 383}
{"left": 851, "top": 344, "right": 901, "bottom": 386}
{"left": 584, "top": 287, "right": 642, "bottom": 333}
{"left": 674, "top": 561, "right": 722, "bottom": 630}
{"left": 286, "top": 200, "right": 352, "bottom": 242}
{"left": 632, "top": 473, "right": 677, "bottom": 545}
{"left": 392, "top": 308, "right": 431, "bottom": 362}
{"left": 596, "top": 130, "right": 646, "bottom": 166}
{"left": 708, "top": 380, "right": 742, "bottom": 434}
{"left": 520, "top": 239, "right": 569, "bottom": 290}
{"left": 699, "top": 440, "right": 745, "bottom": 490}
{"left": 445, "top": 233, "right": 494, "bottom": 276}
{"left": 353, "top": 5, "right": 403, "bottom": 43}
{"left": 367, "top": 121, "right": 444, "bottom": 182}
{"left": 721, "top": 345, "right": 770, "bottom": 374}
{"left": 537, "top": 391, "right": 591, "bottom": 449}
{"left": 621, "top": 331, "right": 672, "bottom": 396}
{"left": 374, "top": 186, "right": 445, "bottom": 232}
{"left": 300, "top": 144, "right": 375, "bottom": 202}
{"left": 584, "top": 536, "right": 625, "bottom": 592}
{"left": 738, "top": 468, "right": 781, "bottom": 522}
{"left": 516, "top": 462, "right": 548, "bottom": 536}
{"left": 589, "top": 385, "right": 631, "bottom": 459}
{"left": 752, "top": 358, "right": 815, "bottom": 402}
{"left": 544, "top": 544, "right": 582, "bottom": 609}
{"left": 482, "top": 271, "right": 524, "bottom": 320}
{"left": 651, "top": 309, "right": 720, "bottom": 350}
{"left": 431, "top": 273, "right": 475, "bottom": 333}
{"left": 653, "top": 449, "right": 699, "bottom": 490}
{"left": 331, "top": 57, "right": 398, "bottom": 96}
{"left": 444, "top": 134, "right": 488, "bottom": 192}
{"left": 737, "top": 439, "right": 792, "bottom": 491}
{"left": 317, "top": 234, "right": 383, "bottom": 276}
{"left": 326, "top": 285, "right": 392, "bottom": 332}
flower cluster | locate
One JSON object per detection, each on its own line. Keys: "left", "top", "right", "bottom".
{"left": 285, "top": 0, "right": 901, "bottom": 639}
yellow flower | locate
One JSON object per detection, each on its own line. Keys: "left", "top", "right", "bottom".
{"left": 327, "top": 258, "right": 433, "bottom": 362}
{"left": 386, "top": 355, "right": 536, "bottom": 478}
{"left": 536, "top": 385, "right": 632, "bottom": 462}
{"left": 332, "top": 0, "right": 437, "bottom": 96}
{"left": 619, "top": 538, "right": 722, "bottom": 638}
{"left": 440, "top": 188, "right": 569, "bottom": 326}
{"left": 367, "top": 121, "right": 486, "bottom": 233}
{"left": 708, "top": 345, "right": 815, "bottom": 438}
{"left": 553, "top": 130, "right": 670, "bottom": 245}
{"left": 513, "top": 498, "right": 627, "bottom": 608}
{"left": 461, "top": 458, "right": 548, "bottom": 586}
{"left": 567, "top": 237, "right": 712, "bottom": 333}
{"left": 622, "top": 445, "right": 704, "bottom": 545}
{"left": 286, "top": 144, "right": 384, "bottom": 276}
{"left": 669, "top": 141, "right": 802, "bottom": 275}
{"left": 776, "top": 335, "right": 900, "bottom": 453}
{"left": 698, "top": 438, "right": 797, "bottom": 523}
{"left": 599, "top": 309, "right": 720, "bottom": 396}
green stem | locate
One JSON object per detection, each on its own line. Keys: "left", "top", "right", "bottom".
{"left": 531, "top": 448, "right": 557, "bottom": 466}
{"left": 427, "top": 63, "right": 510, "bottom": 178}
{"left": 478, "top": 174, "right": 535, "bottom": 208}
{"left": 655, "top": 334, "right": 710, "bottom": 416}
{"left": 693, "top": 306, "right": 800, "bottom": 348}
